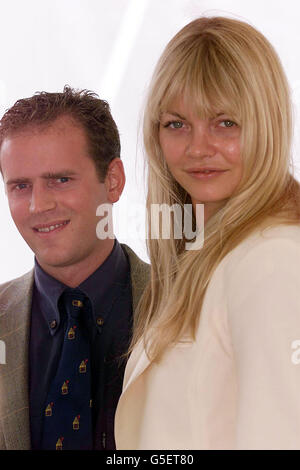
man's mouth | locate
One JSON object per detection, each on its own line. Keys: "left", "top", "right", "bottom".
{"left": 33, "top": 220, "right": 70, "bottom": 233}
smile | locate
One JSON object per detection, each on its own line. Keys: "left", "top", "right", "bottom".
{"left": 33, "top": 220, "right": 70, "bottom": 233}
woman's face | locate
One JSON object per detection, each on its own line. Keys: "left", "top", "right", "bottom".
{"left": 159, "top": 96, "right": 243, "bottom": 221}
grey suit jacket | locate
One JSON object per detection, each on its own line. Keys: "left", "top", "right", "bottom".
{"left": 0, "top": 244, "right": 149, "bottom": 449}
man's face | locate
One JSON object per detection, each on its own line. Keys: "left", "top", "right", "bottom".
{"left": 0, "top": 116, "right": 118, "bottom": 275}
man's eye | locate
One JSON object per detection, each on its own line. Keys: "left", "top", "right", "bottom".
{"left": 56, "top": 177, "right": 70, "bottom": 183}
{"left": 15, "top": 183, "right": 28, "bottom": 190}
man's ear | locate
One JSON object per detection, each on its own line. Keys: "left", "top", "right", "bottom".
{"left": 104, "top": 158, "right": 126, "bottom": 203}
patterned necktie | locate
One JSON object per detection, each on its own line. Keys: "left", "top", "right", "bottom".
{"left": 41, "top": 288, "right": 93, "bottom": 450}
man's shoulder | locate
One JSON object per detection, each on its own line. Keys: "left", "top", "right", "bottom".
{"left": 121, "top": 244, "right": 149, "bottom": 275}
{"left": 0, "top": 270, "right": 34, "bottom": 339}
{"left": 121, "top": 244, "right": 150, "bottom": 312}
{"left": 0, "top": 269, "right": 34, "bottom": 302}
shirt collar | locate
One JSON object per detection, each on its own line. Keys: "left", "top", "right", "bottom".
{"left": 78, "top": 240, "right": 130, "bottom": 328}
{"left": 34, "top": 260, "right": 66, "bottom": 335}
{"left": 34, "top": 240, "right": 129, "bottom": 335}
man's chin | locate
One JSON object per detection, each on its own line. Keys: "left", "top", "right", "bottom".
{"left": 35, "top": 253, "right": 78, "bottom": 270}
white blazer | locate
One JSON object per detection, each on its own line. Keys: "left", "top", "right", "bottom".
{"left": 115, "top": 224, "right": 300, "bottom": 450}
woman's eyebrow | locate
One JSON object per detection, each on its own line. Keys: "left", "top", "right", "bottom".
{"left": 160, "top": 111, "right": 186, "bottom": 120}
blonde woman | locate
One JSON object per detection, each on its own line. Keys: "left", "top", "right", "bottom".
{"left": 115, "top": 17, "right": 300, "bottom": 450}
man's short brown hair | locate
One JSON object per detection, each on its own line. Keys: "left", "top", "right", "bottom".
{"left": 0, "top": 85, "right": 120, "bottom": 181}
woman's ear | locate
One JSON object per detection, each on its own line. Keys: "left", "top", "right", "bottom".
{"left": 104, "top": 158, "right": 126, "bottom": 203}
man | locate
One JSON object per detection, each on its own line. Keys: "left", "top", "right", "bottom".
{"left": 0, "top": 86, "right": 149, "bottom": 450}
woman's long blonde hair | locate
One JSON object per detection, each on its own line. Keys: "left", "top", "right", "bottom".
{"left": 133, "top": 16, "right": 300, "bottom": 361}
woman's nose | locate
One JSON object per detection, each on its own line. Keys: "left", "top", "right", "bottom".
{"left": 185, "top": 123, "right": 216, "bottom": 159}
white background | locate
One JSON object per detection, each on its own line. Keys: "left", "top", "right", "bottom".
{"left": 0, "top": 0, "right": 299, "bottom": 283}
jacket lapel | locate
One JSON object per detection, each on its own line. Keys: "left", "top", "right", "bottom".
{"left": 122, "top": 343, "right": 151, "bottom": 394}
{"left": 0, "top": 270, "right": 34, "bottom": 450}
{"left": 119, "top": 244, "right": 151, "bottom": 389}
{"left": 114, "top": 338, "right": 152, "bottom": 450}
{"left": 120, "top": 244, "right": 151, "bottom": 387}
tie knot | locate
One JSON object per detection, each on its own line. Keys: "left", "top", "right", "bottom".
{"left": 62, "top": 288, "right": 86, "bottom": 319}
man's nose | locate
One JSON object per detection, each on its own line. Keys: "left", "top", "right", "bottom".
{"left": 185, "top": 124, "right": 216, "bottom": 159}
{"left": 29, "top": 184, "right": 57, "bottom": 214}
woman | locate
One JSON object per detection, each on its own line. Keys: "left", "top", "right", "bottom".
{"left": 115, "top": 17, "right": 300, "bottom": 449}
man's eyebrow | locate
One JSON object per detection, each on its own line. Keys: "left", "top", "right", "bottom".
{"left": 41, "top": 170, "right": 77, "bottom": 179}
{"left": 5, "top": 170, "right": 78, "bottom": 185}
{"left": 5, "top": 177, "right": 31, "bottom": 185}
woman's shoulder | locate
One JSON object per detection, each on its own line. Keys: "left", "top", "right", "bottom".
{"left": 255, "top": 223, "right": 300, "bottom": 242}
{"left": 227, "top": 223, "right": 300, "bottom": 260}
{"left": 221, "top": 223, "right": 300, "bottom": 285}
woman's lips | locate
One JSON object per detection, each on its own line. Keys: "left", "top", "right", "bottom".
{"left": 186, "top": 169, "right": 228, "bottom": 179}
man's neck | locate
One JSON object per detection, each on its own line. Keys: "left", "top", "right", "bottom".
{"left": 36, "top": 238, "right": 115, "bottom": 287}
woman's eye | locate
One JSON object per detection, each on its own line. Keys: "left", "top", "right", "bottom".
{"left": 219, "top": 120, "right": 236, "bottom": 128}
{"left": 164, "top": 121, "right": 184, "bottom": 129}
